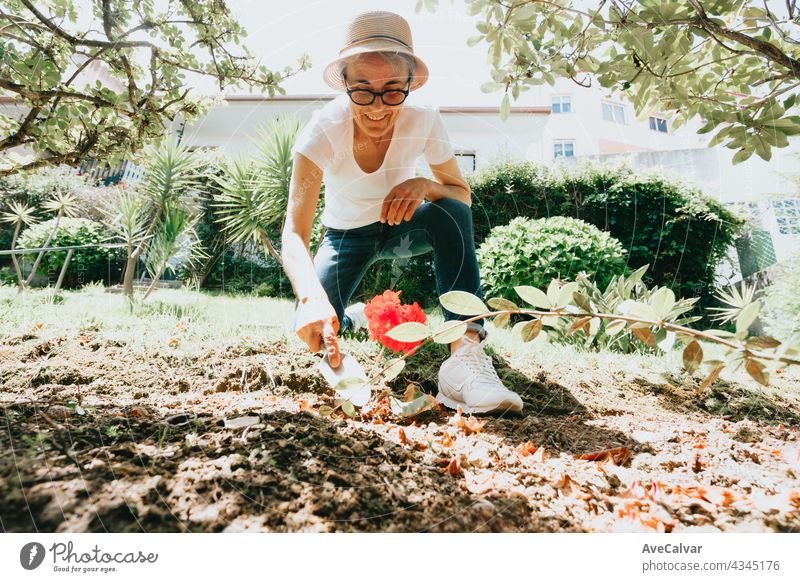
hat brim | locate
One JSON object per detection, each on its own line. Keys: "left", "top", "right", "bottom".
{"left": 323, "top": 40, "right": 429, "bottom": 92}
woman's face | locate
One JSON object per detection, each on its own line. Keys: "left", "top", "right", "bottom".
{"left": 345, "top": 53, "right": 410, "bottom": 140}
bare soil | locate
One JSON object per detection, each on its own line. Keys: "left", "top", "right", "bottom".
{"left": 1, "top": 332, "right": 799, "bottom": 532}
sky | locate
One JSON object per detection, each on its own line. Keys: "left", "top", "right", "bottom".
{"left": 224, "top": 0, "right": 506, "bottom": 106}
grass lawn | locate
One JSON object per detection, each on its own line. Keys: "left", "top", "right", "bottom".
{"left": 1, "top": 285, "right": 799, "bottom": 532}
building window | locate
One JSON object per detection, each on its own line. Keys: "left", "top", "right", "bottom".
{"left": 772, "top": 198, "right": 800, "bottom": 235}
{"left": 553, "top": 141, "right": 575, "bottom": 158}
{"left": 602, "top": 101, "right": 626, "bottom": 124}
{"left": 649, "top": 116, "right": 668, "bottom": 133}
{"left": 552, "top": 95, "right": 572, "bottom": 114}
{"left": 454, "top": 152, "right": 476, "bottom": 175}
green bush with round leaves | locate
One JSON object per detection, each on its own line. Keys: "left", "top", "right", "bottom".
{"left": 16, "top": 217, "right": 121, "bottom": 287}
{"left": 477, "top": 215, "right": 628, "bottom": 300}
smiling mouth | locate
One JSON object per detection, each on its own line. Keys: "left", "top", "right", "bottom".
{"left": 365, "top": 112, "right": 389, "bottom": 121}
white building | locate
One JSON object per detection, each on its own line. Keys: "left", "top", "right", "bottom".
{"left": 182, "top": 76, "right": 800, "bottom": 279}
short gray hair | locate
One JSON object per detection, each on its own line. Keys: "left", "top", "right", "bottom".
{"left": 340, "top": 51, "right": 417, "bottom": 82}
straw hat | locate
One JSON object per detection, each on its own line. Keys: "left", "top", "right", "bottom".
{"left": 323, "top": 11, "right": 429, "bottom": 92}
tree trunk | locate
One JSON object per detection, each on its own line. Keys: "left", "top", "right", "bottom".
{"left": 24, "top": 210, "right": 63, "bottom": 287}
{"left": 9, "top": 222, "right": 25, "bottom": 293}
{"left": 54, "top": 248, "right": 73, "bottom": 292}
{"left": 142, "top": 265, "right": 165, "bottom": 300}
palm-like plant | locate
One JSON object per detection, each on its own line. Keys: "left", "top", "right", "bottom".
{"left": 110, "top": 138, "right": 201, "bottom": 297}
{"left": 0, "top": 201, "right": 38, "bottom": 292}
{"left": 142, "top": 205, "right": 205, "bottom": 299}
{"left": 212, "top": 115, "right": 302, "bottom": 266}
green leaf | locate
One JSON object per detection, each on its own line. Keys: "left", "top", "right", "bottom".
{"left": 500, "top": 93, "right": 511, "bottom": 121}
{"left": 389, "top": 394, "right": 436, "bottom": 417}
{"left": 487, "top": 297, "right": 519, "bottom": 311}
{"left": 333, "top": 377, "right": 371, "bottom": 407}
{"left": 385, "top": 322, "right": 430, "bottom": 342}
{"left": 341, "top": 400, "right": 357, "bottom": 418}
{"left": 650, "top": 287, "right": 676, "bottom": 320}
{"left": 556, "top": 281, "right": 579, "bottom": 308}
{"left": 515, "top": 285, "right": 550, "bottom": 309}
{"left": 546, "top": 279, "right": 561, "bottom": 307}
{"left": 431, "top": 320, "right": 468, "bottom": 344}
{"left": 604, "top": 319, "right": 627, "bottom": 335}
{"left": 493, "top": 312, "right": 510, "bottom": 328}
{"left": 382, "top": 358, "right": 405, "bottom": 382}
{"left": 514, "top": 318, "right": 542, "bottom": 342}
{"left": 735, "top": 301, "right": 760, "bottom": 336}
{"left": 439, "top": 290, "right": 488, "bottom": 315}
{"left": 318, "top": 405, "right": 334, "bottom": 417}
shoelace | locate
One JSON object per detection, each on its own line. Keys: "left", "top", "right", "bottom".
{"left": 455, "top": 342, "right": 503, "bottom": 386}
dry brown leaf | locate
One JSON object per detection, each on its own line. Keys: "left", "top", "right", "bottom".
{"left": 398, "top": 428, "right": 408, "bottom": 445}
{"left": 577, "top": 446, "right": 632, "bottom": 466}
{"left": 437, "top": 432, "right": 454, "bottom": 447}
{"left": 298, "top": 399, "right": 312, "bottom": 412}
{"left": 446, "top": 456, "right": 462, "bottom": 476}
{"left": 449, "top": 406, "right": 487, "bottom": 435}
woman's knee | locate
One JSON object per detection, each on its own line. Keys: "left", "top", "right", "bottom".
{"left": 429, "top": 197, "right": 473, "bottom": 236}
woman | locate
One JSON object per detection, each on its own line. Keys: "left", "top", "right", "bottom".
{"left": 281, "top": 11, "right": 523, "bottom": 414}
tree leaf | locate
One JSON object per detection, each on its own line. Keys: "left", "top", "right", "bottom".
{"left": 389, "top": 394, "right": 437, "bottom": 417}
{"left": 493, "top": 312, "right": 510, "bottom": 328}
{"left": 333, "top": 377, "right": 371, "bottom": 407}
{"left": 385, "top": 321, "right": 430, "bottom": 342}
{"left": 431, "top": 320, "right": 468, "bottom": 344}
{"left": 650, "top": 287, "right": 676, "bottom": 320}
{"left": 605, "top": 319, "right": 627, "bottom": 335}
{"left": 736, "top": 301, "right": 760, "bottom": 336}
{"left": 632, "top": 327, "right": 656, "bottom": 346}
{"left": 439, "top": 290, "right": 488, "bottom": 315}
{"left": 382, "top": 358, "right": 405, "bottom": 381}
{"left": 682, "top": 340, "right": 703, "bottom": 373}
{"left": 514, "top": 285, "right": 550, "bottom": 309}
{"left": 744, "top": 358, "right": 769, "bottom": 386}
{"left": 487, "top": 297, "right": 519, "bottom": 311}
{"left": 341, "top": 400, "right": 357, "bottom": 418}
{"left": 514, "top": 318, "right": 542, "bottom": 342}
{"left": 556, "top": 281, "right": 579, "bottom": 308}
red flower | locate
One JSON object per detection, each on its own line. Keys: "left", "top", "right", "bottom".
{"left": 364, "top": 290, "right": 427, "bottom": 355}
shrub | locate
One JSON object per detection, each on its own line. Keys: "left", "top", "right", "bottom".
{"left": 468, "top": 160, "right": 744, "bottom": 308}
{"left": 16, "top": 217, "right": 122, "bottom": 287}
{"left": 198, "top": 248, "right": 291, "bottom": 296}
{"left": 761, "top": 255, "right": 800, "bottom": 341}
{"left": 477, "top": 216, "right": 628, "bottom": 300}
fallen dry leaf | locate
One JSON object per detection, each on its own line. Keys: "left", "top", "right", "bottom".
{"left": 398, "top": 428, "right": 408, "bottom": 445}
{"left": 450, "top": 406, "right": 487, "bottom": 435}
{"left": 446, "top": 456, "right": 462, "bottom": 476}
{"left": 577, "top": 446, "right": 632, "bottom": 466}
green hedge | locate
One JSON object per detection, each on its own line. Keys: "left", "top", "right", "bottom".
{"left": 469, "top": 160, "right": 743, "bottom": 307}
{"left": 761, "top": 254, "right": 800, "bottom": 341}
{"left": 16, "top": 217, "right": 122, "bottom": 287}
{"left": 477, "top": 216, "right": 628, "bottom": 299}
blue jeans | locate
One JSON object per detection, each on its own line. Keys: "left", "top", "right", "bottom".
{"left": 309, "top": 197, "right": 487, "bottom": 340}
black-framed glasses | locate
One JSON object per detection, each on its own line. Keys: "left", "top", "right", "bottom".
{"left": 343, "top": 74, "right": 411, "bottom": 106}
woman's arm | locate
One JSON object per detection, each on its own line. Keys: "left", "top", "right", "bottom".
{"left": 427, "top": 156, "right": 471, "bottom": 206}
{"left": 281, "top": 153, "right": 341, "bottom": 366}
{"left": 281, "top": 153, "right": 327, "bottom": 300}
{"left": 381, "top": 156, "right": 471, "bottom": 225}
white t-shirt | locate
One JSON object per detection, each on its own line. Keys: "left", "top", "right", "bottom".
{"left": 291, "top": 94, "right": 455, "bottom": 229}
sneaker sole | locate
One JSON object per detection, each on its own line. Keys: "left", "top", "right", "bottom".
{"left": 435, "top": 389, "right": 523, "bottom": 415}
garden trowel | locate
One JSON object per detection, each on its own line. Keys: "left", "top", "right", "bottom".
{"left": 317, "top": 336, "right": 371, "bottom": 407}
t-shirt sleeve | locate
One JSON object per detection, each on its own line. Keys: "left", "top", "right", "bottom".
{"left": 423, "top": 108, "right": 455, "bottom": 166}
{"left": 291, "top": 110, "right": 334, "bottom": 169}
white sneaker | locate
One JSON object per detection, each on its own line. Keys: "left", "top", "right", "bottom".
{"left": 436, "top": 334, "right": 524, "bottom": 414}
{"left": 344, "top": 302, "right": 368, "bottom": 331}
